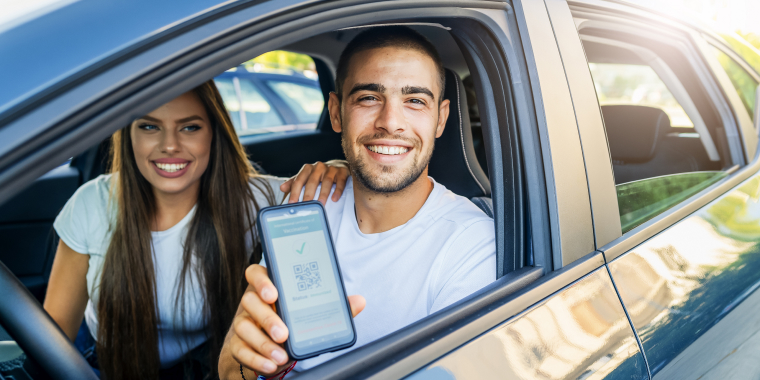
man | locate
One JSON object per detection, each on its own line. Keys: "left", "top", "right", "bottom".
{"left": 219, "top": 26, "right": 496, "bottom": 378}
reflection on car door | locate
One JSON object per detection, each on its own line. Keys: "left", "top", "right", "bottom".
{"left": 608, "top": 177, "right": 760, "bottom": 379}
{"left": 408, "top": 265, "right": 648, "bottom": 380}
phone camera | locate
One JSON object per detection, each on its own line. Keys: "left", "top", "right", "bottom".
{"left": 289, "top": 209, "right": 296, "bottom": 214}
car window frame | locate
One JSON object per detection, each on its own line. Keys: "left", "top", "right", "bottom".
{"left": 568, "top": 3, "right": 759, "bottom": 262}
{"left": 0, "top": 1, "right": 574, "bottom": 379}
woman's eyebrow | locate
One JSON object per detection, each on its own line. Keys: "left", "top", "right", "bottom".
{"left": 137, "top": 115, "right": 161, "bottom": 123}
{"left": 175, "top": 115, "right": 203, "bottom": 124}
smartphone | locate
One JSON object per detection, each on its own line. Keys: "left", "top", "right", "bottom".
{"left": 257, "top": 201, "right": 357, "bottom": 360}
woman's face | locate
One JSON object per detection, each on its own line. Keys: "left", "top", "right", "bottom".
{"left": 130, "top": 91, "right": 213, "bottom": 197}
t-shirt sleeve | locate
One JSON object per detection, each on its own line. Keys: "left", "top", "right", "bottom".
{"left": 53, "top": 183, "right": 99, "bottom": 255}
{"left": 430, "top": 219, "right": 496, "bottom": 313}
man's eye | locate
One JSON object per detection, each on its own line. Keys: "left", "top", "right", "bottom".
{"left": 182, "top": 125, "right": 201, "bottom": 132}
{"left": 409, "top": 99, "right": 426, "bottom": 105}
{"left": 138, "top": 124, "right": 159, "bottom": 131}
{"left": 359, "top": 95, "right": 378, "bottom": 102}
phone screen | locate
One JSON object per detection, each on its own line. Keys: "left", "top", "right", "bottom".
{"left": 260, "top": 203, "right": 355, "bottom": 357}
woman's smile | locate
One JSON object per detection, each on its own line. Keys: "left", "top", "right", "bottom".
{"left": 152, "top": 158, "right": 192, "bottom": 178}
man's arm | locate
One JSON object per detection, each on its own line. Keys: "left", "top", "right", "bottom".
{"left": 219, "top": 265, "right": 366, "bottom": 379}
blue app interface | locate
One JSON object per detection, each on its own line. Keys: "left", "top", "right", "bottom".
{"left": 264, "top": 208, "right": 352, "bottom": 351}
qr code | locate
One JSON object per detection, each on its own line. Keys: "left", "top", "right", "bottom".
{"left": 293, "top": 262, "right": 321, "bottom": 291}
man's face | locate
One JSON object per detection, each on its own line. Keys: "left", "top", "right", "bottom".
{"left": 328, "top": 46, "right": 450, "bottom": 193}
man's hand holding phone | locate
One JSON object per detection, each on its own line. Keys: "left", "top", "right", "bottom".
{"left": 228, "top": 264, "right": 366, "bottom": 377}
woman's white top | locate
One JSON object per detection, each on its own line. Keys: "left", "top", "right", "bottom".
{"left": 53, "top": 173, "right": 285, "bottom": 368}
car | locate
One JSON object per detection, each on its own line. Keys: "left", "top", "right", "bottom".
{"left": 0, "top": 0, "right": 759, "bottom": 379}
{"left": 214, "top": 64, "right": 324, "bottom": 136}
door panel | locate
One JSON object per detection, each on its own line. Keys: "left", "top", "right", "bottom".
{"left": 405, "top": 267, "right": 648, "bottom": 380}
{"left": 0, "top": 164, "right": 80, "bottom": 300}
{"left": 608, "top": 173, "right": 760, "bottom": 378}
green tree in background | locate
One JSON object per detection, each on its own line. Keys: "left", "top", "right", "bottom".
{"left": 243, "top": 50, "right": 316, "bottom": 72}
{"left": 720, "top": 31, "right": 760, "bottom": 74}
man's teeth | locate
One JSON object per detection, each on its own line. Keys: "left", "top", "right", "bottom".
{"left": 367, "top": 145, "right": 409, "bottom": 155}
{"left": 155, "top": 162, "right": 188, "bottom": 173}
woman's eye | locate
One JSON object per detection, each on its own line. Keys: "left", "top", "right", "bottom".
{"left": 182, "top": 125, "right": 201, "bottom": 132}
{"left": 138, "top": 124, "right": 159, "bottom": 131}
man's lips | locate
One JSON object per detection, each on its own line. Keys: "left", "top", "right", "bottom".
{"left": 363, "top": 139, "right": 413, "bottom": 156}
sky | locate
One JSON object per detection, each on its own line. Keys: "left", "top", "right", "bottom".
{"left": 641, "top": 0, "right": 760, "bottom": 36}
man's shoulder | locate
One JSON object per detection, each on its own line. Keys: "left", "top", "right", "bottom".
{"left": 426, "top": 180, "right": 494, "bottom": 229}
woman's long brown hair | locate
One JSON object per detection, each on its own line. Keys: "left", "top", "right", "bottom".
{"left": 98, "top": 81, "right": 275, "bottom": 379}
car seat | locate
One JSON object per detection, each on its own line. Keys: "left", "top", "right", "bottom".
{"left": 428, "top": 69, "right": 493, "bottom": 217}
{"left": 601, "top": 105, "right": 701, "bottom": 184}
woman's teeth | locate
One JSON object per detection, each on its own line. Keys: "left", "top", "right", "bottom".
{"left": 367, "top": 145, "right": 409, "bottom": 155}
{"left": 155, "top": 162, "right": 188, "bottom": 173}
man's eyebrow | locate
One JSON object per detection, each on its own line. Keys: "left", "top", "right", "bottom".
{"left": 348, "top": 83, "right": 386, "bottom": 96}
{"left": 401, "top": 85, "right": 434, "bottom": 99}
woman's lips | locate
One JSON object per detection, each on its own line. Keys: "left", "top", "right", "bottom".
{"left": 152, "top": 161, "right": 190, "bottom": 178}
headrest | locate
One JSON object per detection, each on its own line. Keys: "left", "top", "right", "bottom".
{"left": 428, "top": 69, "right": 490, "bottom": 198}
{"left": 601, "top": 105, "right": 670, "bottom": 163}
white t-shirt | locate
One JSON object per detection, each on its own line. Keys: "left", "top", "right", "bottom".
{"left": 294, "top": 177, "right": 496, "bottom": 371}
{"left": 53, "top": 173, "right": 285, "bottom": 368}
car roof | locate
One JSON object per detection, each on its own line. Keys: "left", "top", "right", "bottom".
{"left": 0, "top": 0, "right": 230, "bottom": 117}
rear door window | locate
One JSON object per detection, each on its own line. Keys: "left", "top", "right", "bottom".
{"left": 583, "top": 36, "right": 735, "bottom": 233}
{"left": 214, "top": 76, "right": 284, "bottom": 135}
{"left": 265, "top": 80, "right": 324, "bottom": 124}
{"left": 214, "top": 51, "right": 325, "bottom": 136}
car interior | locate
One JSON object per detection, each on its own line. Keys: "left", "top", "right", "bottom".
{"left": 580, "top": 31, "right": 736, "bottom": 185}
{"left": 0, "top": 25, "right": 502, "bottom": 374}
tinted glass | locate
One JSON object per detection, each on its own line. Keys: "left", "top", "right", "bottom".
{"left": 266, "top": 80, "right": 324, "bottom": 124}
{"left": 711, "top": 46, "right": 758, "bottom": 120}
{"left": 617, "top": 171, "right": 727, "bottom": 232}
{"left": 590, "top": 63, "right": 693, "bottom": 128}
{"left": 588, "top": 54, "right": 729, "bottom": 233}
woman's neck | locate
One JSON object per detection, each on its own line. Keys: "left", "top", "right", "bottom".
{"left": 151, "top": 182, "right": 200, "bottom": 231}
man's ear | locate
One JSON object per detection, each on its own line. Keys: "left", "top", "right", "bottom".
{"left": 436, "top": 99, "right": 450, "bottom": 138}
{"left": 328, "top": 92, "right": 342, "bottom": 133}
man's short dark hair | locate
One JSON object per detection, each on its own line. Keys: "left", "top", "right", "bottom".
{"left": 335, "top": 26, "right": 446, "bottom": 102}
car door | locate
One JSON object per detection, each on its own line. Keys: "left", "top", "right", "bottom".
{"left": 570, "top": 1, "right": 760, "bottom": 379}
{"left": 372, "top": 1, "right": 647, "bottom": 379}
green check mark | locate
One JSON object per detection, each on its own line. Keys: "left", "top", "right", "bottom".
{"left": 296, "top": 242, "right": 306, "bottom": 254}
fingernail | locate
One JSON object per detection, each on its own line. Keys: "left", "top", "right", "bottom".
{"left": 261, "top": 287, "right": 274, "bottom": 301}
{"left": 271, "top": 349, "right": 287, "bottom": 364}
{"left": 262, "top": 361, "right": 277, "bottom": 373}
{"left": 271, "top": 325, "right": 286, "bottom": 341}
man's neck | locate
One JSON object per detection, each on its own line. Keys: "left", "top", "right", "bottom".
{"left": 352, "top": 170, "right": 434, "bottom": 234}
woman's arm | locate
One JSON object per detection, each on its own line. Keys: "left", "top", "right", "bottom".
{"left": 43, "top": 240, "right": 90, "bottom": 341}
{"left": 279, "top": 160, "right": 350, "bottom": 205}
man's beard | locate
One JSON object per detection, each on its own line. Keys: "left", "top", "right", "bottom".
{"left": 342, "top": 131, "right": 434, "bottom": 194}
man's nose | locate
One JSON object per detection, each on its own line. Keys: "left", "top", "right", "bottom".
{"left": 375, "top": 99, "right": 405, "bottom": 134}
{"left": 160, "top": 129, "right": 180, "bottom": 154}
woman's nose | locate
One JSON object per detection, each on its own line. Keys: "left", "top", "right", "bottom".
{"left": 160, "top": 129, "right": 180, "bottom": 153}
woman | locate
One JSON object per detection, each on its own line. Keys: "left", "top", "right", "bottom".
{"left": 44, "top": 80, "right": 349, "bottom": 380}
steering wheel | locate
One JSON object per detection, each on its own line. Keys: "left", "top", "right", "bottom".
{"left": 0, "top": 261, "right": 98, "bottom": 380}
